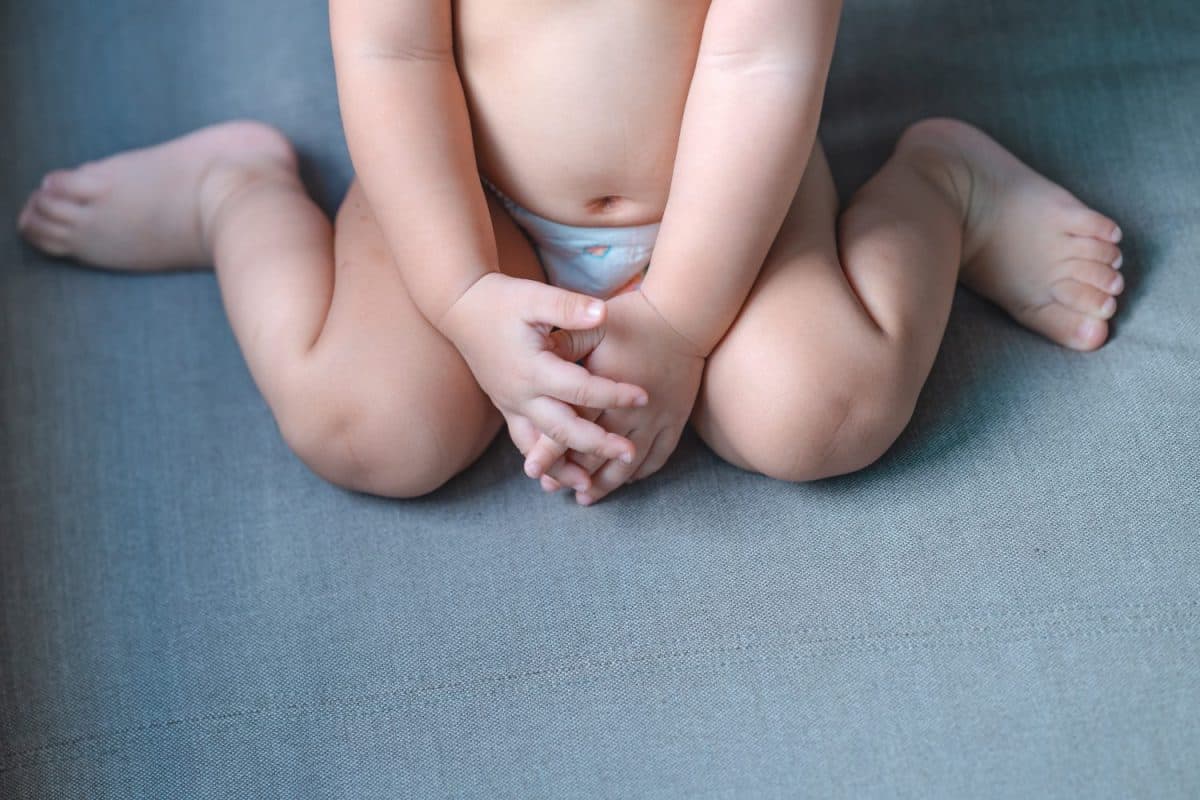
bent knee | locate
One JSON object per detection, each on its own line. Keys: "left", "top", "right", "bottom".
{"left": 742, "top": 391, "right": 912, "bottom": 483}
{"left": 714, "top": 364, "right": 917, "bottom": 483}
{"left": 762, "top": 397, "right": 909, "bottom": 483}
{"left": 275, "top": 391, "right": 493, "bottom": 499}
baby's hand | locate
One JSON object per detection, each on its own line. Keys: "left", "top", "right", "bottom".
{"left": 523, "top": 289, "right": 706, "bottom": 505}
{"left": 439, "top": 273, "right": 648, "bottom": 464}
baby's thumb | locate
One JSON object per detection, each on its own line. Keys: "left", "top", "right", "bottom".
{"left": 549, "top": 325, "right": 606, "bottom": 363}
{"left": 526, "top": 283, "right": 606, "bottom": 330}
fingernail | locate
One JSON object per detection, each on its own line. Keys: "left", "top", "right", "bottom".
{"left": 620, "top": 452, "right": 634, "bottom": 465}
{"left": 574, "top": 481, "right": 590, "bottom": 493}
{"left": 634, "top": 394, "right": 648, "bottom": 407}
{"left": 523, "top": 459, "right": 540, "bottom": 479}
{"left": 586, "top": 301, "right": 604, "bottom": 319}
{"left": 1110, "top": 226, "right": 1123, "bottom": 243}
{"left": 577, "top": 493, "right": 594, "bottom": 506}
{"left": 1112, "top": 253, "right": 1123, "bottom": 270}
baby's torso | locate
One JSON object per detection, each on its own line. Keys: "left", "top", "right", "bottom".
{"left": 455, "top": 0, "right": 711, "bottom": 227}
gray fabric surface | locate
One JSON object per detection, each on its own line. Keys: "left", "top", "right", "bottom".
{"left": 2, "top": 1, "right": 1198, "bottom": 797}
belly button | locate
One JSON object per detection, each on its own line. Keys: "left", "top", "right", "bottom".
{"left": 587, "top": 195, "right": 624, "bottom": 213}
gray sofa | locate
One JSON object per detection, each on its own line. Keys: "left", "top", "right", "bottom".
{"left": 2, "top": 1, "right": 1198, "bottom": 797}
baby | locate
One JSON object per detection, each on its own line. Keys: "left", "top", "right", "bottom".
{"left": 17, "top": 0, "right": 1124, "bottom": 505}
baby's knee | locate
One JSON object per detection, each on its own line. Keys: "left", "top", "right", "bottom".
{"left": 734, "top": 369, "right": 915, "bottom": 483}
{"left": 274, "top": 388, "right": 484, "bottom": 499}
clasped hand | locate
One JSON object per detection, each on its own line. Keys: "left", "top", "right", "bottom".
{"left": 516, "top": 288, "right": 706, "bottom": 506}
{"left": 439, "top": 272, "right": 649, "bottom": 474}
{"left": 441, "top": 274, "right": 705, "bottom": 505}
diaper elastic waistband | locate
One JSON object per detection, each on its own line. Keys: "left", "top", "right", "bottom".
{"left": 481, "top": 177, "right": 660, "bottom": 249}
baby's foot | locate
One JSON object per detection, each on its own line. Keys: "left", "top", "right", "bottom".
{"left": 900, "top": 118, "right": 1124, "bottom": 351}
{"left": 16, "top": 121, "right": 295, "bottom": 271}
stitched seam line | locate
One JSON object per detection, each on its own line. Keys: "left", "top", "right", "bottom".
{"left": 2, "top": 610, "right": 1196, "bottom": 770}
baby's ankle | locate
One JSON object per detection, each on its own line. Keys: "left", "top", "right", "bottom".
{"left": 196, "top": 158, "right": 302, "bottom": 252}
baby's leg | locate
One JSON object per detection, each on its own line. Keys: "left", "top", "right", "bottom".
{"left": 695, "top": 119, "right": 1123, "bottom": 481}
{"left": 17, "top": 121, "right": 543, "bottom": 497}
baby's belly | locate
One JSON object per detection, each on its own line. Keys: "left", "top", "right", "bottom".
{"left": 455, "top": 0, "right": 710, "bottom": 227}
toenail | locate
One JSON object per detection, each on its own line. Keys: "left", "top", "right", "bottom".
{"left": 1079, "top": 319, "right": 1102, "bottom": 340}
{"left": 1109, "top": 273, "right": 1124, "bottom": 293}
{"left": 1110, "top": 226, "right": 1122, "bottom": 243}
{"left": 1112, "top": 253, "right": 1123, "bottom": 270}
{"left": 1101, "top": 297, "right": 1117, "bottom": 317}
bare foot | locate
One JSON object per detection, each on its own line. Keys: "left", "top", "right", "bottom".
{"left": 900, "top": 118, "right": 1125, "bottom": 351}
{"left": 16, "top": 121, "right": 296, "bottom": 271}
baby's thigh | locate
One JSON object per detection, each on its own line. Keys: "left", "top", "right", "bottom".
{"left": 692, "top": 145, "right": 913, "bottom": 482}
{"left": 279, "top": 181, "right": 543, "bottom": 498}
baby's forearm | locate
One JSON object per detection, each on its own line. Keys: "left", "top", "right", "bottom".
{"left": 332, "top": 2, "right": 498, "bottom": 328}
{"left": 640, "top": 0, "right": 842, "bottom": 355}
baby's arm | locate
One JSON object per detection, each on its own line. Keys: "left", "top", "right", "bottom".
{"left": 638, "top": 0, "right": 843, "bottom": 355}
{"left": 330, "top": 0, "right": 495, "bottom": 322}
{"left": 331, "top": 0, "right": 646, "bottom": 465}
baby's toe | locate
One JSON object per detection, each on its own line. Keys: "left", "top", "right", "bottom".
{"left": 1064, "top": 206, "right": 1122, "bottom": 243}
{"left": 1062, "top": 259, "right": 1124, "bottom": 296}
{"left": 1063, "top": 235, "right": 1121, "bottom": 268}
{"left": 1051, "top": 279, "right": 1118, "bottom": 320}
{"left": 1025, "top": 302, "right": 1110, "bottom": 351}
{"left": 42, "top": 165, "right": 106, "bottom": 203}
{"left": 16, "top": 195, "right": 36, "bottom": 231}
{"left": 20, "top": 214, "right": 74, "bottom": 256}
{"left": 31, "top": 188, "right": 86, "bottom": 226}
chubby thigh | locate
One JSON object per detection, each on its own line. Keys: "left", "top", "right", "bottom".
{"left": 291, "top": 180, "right": 547, "bottom": 497}
{"left": 691, "top": 143, "right": 915, "bottom": 482}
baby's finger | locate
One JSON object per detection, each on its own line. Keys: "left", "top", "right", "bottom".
{"left": 523, "top": 431, "right": 569, "bottom": 479}
{"left": 543, "top": 454, "right": 594, "bottom": 493}
{"left": 548, "top": 326, "right": 606, "bottom": 364}
{"left": 545, "top": 460, "right": 592, "bottom": 493}
{"left": 576, "top": 454, "right": 639, "bottom": 506}
{"left": 630, "top": 427, "right": 679, "bottom": 483}
{"left": 571, "top": 409, "right": 623, "bottom": 475}
{"left": 535, "top": 351, "right": 648, "bottom": 410}
{"left": 576, "top": 432, "right": 645, "bottom": 505}
{"left": 527, "top": 433, "right": 594, "bottom": 492}
{"left": 505, "top": 413, "right": 540, "bottom": 456}
{"left": 526, "top": 397, "right": 636, "bottom": 464}
{"left": 570, "top": 450, "right": 607, "bottom": 476}
{"left": 511, "top": 417, "right": 592, "bottom": 492}
{"left": 523, "top": 283, "right": 607, "bottom": 331}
